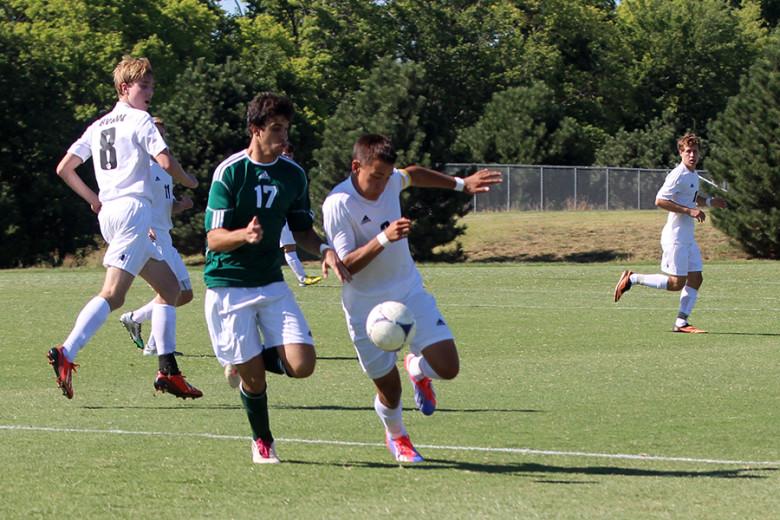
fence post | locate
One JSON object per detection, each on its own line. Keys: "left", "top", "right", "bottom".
{"left": 506, "top": 166, "right": 511, "bottom": 211}
{"left": 540, "top": 166, "right": 544, "bottom": 211}
{"left": 637, "top": 169, "right": 641, "bottom": 209}
{"left": 605, "top": 167, "right": 609, "bottom": 210}
{"left": 574, "top": 166, "right": 578, "bottom": 209}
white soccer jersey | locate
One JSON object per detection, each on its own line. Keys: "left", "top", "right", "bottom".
{"left": 323, "top": 169, "right": 421, "bottom": 304}
{"left": 656, "top": 163, "right": 700, "bottom": 245}
{"left": 149, "top": 161, "right": 174, "bottom": 233}
{"left": 67, "top": 101, "right": 167, "bottom": 203}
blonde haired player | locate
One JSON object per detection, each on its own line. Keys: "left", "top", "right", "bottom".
{"left": 322, "top": 134, "right": 501, "bottom": 463}
{"left": 50, "top": 56, "right": 202, "bottom": 399}
{"left": 120, "top": 117, "right": 196, "bottom": 356}
{"left": 614, "top": 133, "right": 727, "bottom": 333}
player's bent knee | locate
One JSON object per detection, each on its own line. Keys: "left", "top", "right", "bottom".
{"left": 177, "top": 290, "right": 194, "bottom": 306}
{"left": 667, "top": 277, "right": 686, "bottom": 291}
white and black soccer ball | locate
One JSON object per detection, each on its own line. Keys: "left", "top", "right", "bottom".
{"left": 365, "top": 301, "right": 416, "bottom": 352}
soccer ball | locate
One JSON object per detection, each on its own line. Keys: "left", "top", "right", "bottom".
{"left": 366, "top": 301, "right": 416, "bottom": 352}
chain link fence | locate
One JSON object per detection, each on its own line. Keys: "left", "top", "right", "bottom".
{"left": 443, "top": 163, "right": 719, "bottom": 212}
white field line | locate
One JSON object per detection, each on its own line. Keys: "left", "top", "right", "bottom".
{"left": 1, "top": 424, "right": 778, "bottom": 467}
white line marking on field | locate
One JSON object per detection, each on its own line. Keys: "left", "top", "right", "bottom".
{"left": 2, "top": 424, "right": 777, "bottom": 467}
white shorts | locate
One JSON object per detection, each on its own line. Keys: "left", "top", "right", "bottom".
{"left": 279, "top": 223, "right": 294, "bottom": 248}
{"left": 661, "top": 241, "right": 703, "bottom": 276}
{"left": 98, "top": 198, "right": 163, "bottom": 276}
{"left": 204, "top": 282, "right": 313, "bottom": 367}
{"left": 345, "top": 285, "right": 454, "bottom": 380}
{"left": 153, "top": 231, "right": 191, "bottom": 291}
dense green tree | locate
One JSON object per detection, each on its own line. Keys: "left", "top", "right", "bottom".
{"left": 594, "top": 109, "right": 680, "bottom": 168}
{"left": 616, "top": 0, "right": 765, "bottom": 136}
{"left": 706, "top": 32, "right": 780, "bottom": 258}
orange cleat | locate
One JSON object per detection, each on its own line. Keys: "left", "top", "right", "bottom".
{"left": 614, "top": 270, "right": 633, "bottom": 302}
{"left": 673, "top": 323, "right": 707, "bottom": 334}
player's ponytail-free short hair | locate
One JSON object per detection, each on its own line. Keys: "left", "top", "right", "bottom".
{"left": 677, "top": 133, "right": 700, "bottom": 152}
{"left": 246, "top": 92, "right": 294, "bottom": 134}
{"left": 352, "top": 134, "right": 397, "bottom": 165}
{"left": 113, "top": 56, "right": 153, "bottom": 97}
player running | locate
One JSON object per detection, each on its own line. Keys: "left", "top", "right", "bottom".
{"left": 614, "top": 133, "right": 727, "bottom": 333}
{"left": 50, "top": 56, "right": 202, "bottom": 399}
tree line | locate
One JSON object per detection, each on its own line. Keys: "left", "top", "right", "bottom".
{"left": 2, "top": 0, "right": 779, "bottom": 266}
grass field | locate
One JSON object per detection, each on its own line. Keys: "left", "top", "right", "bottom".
{"left": 2, "top": 255, "right": 779, "bottom": 518}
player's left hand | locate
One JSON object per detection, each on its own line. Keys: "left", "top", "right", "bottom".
{"left": 321, "top": 248, "right": 352, "bottom": 284}
{"left": 90, "top": 201, "right": 102, "bottom": 214}
{"left": 464, "top": 169, "right": 502, "bottom": 194}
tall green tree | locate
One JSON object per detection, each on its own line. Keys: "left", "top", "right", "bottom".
{"left": 706, "top": 31, "right": 780, "bottom": 258}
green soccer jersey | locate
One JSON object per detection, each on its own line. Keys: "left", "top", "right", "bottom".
{"left": 204, "top": 150, "right": 313, "bottom": 288}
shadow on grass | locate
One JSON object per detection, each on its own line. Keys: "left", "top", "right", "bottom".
{"left": 286, "top": 458, "right": 775, "bottom": 480}
{"left": 471, "top": 250, "right": 629, "bottom": 263}
{"left": 273, "top": 404, "right": 542, "bottom": 413}
{"left": 703, "top": 332, "right": 780, "bottom": 337}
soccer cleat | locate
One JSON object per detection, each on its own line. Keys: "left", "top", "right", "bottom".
{"left": 673, "top": 323, "right": 707, "bottom": 334}
{"left": 298, "top": 275, "right": 322, "bottom": 287}
{"left": 47, "top": 346, "right": 78, "bottom": 399}
{"left": 251, "top": 438, "right": 280, "bottom": 464}
{"left": 614, "top": 270, "right": 633, "bottom": 302}
{"left": 404, "top": 353, "right": 437, "bottom": 416}
{"left": 153, "top": 371, "right": 203, "bottom": 399}
{"left": 119, "top": 312, "right": 144, "bottom": 349}
{"left": 385, "top": 432, "right": 424, "bottom": 463}
{"left": 224, "top": 364, "right": 240, "bottom": 389}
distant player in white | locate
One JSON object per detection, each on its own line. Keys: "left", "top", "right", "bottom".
{"left": 49, "top": 56, "right": 202, "bottom": 400}
{"left": 120, "top": 117, "right": 196, "bottom": 356}
{"left": 614, "top": 133, "right": 727, "bottom": 333}
{"left": 278, "top": 141, "right": 322, "bottom": 288}
{"left": 323, "top": 134, "right": 501, "bottom": 462}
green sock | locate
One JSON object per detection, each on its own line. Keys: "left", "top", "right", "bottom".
{"left": 240, "top": 385, "right": 273, "bottom": 443}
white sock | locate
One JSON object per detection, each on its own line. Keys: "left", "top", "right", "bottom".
{"left": 284, "top": 251, "right": 307, "bottom": 282}
{"left": 151, "top": 303, "right": 176, "bottom": 355}
{"left": 679, "top": 286, "right": 699, "bottom": 319}
{"left": 147, "top": 333, "right": 157, "bottom": 354}
{"left": 631, "top": 273, "right": 669, "bottom": 290}
{"left": 132, "top": 300, "right": 155, "bottom": 323}
{"left": 407, "top": 354, "right": 442, "bottom": 381}
{"left": 63, "top": 296, "right": 111, "bottom": 361}
{"left": 374, "top": 394, "right": 406, "bottom": 439}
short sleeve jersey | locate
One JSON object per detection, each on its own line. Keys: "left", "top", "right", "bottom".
{"left": 322, "top": 168, "right": 421, "bottom": 304}
{"left": 656, "top": 163, "right": 699, "bottom": 244}
{"left": 68, "top": 101, "right": 167, "bottom": 203}
{"left": 149, "top": 161, "right": 174, "bottom": 232}
{"left": 204, "top": 151, "right": 313, "bottom": 288}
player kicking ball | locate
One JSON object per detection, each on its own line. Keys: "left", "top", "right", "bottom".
{"left": 614, "top": 133, "right": 727, "bottom": 333}
{"left": 322, "top": 134, "right": 501, "bottom": 463}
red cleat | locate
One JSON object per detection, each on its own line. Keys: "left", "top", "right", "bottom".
{"left": 614, "top": 270, "right": 633, "bottom": 302}
{"left": 47, "top": 346, "right": 78, "bottom": 399}
{"left": 153, "top": 371, "right": 203, "bottom": 399}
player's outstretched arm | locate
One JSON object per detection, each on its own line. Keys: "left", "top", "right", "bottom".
{"left": 56, "top": 153, "right": 101, "bottom": 214}
{"left": 404, "top": 165, "right": 502, "bottom": 193}
{"left": 695, "top": 194, "right": 727, "bottom": 209}
{"left": 155, "top": 150, "right": 197, "bottom": 189}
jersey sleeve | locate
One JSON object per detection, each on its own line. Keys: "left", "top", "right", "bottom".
{"left": 205, "top": 169, "right": 235, "bottom": 231}
{"left": 286, "top": 170, "right": 314, "bottom": 232}
{"left": 397, "top": 168, "right": 411, "bottom": 190}
{"left": 137, "top": 114, "right": 167, "bottom": 159}
{"left": 656, "top": 170, "right": 680, "bottom": 201}
{"left": 323, "top": 195, "right": 356, "bottom": 260}
{"left": 67, "top": 125, "right": 94, "bottom": 161}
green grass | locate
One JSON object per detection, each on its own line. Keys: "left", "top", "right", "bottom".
{"left": 1, "top": 261, "right": 779, "bottom": 519}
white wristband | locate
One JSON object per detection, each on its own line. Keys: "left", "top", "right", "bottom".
{"left": 376, "top": 231, "right": 390, "bottom": 247}
{"left": 453, "top": 176, "right": 465, "bottom": 192}
{"left": 319, "top": 243, "right": 332, "bottom": 255}
{"left": 705, "top": 196, "right": 712, "bottom": 207}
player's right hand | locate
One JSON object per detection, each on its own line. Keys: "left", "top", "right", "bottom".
{"left": 385, "top": 218, "right": 412, "bottom": 242}
{"left": 690, "top": 208, "right": 706, "bottom": 223}
{"left": 246, "top": 216, "right": 263, "bottom": 244}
